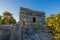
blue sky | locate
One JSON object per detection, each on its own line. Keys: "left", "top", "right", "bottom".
{"left": 0, "top": 0, "right": 60, "bottom": 22}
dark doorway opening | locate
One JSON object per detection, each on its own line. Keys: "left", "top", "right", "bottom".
{"left": 33, "top": 17, "right": 36, "bottom": 22}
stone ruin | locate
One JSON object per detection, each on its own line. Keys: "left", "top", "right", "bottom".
{"left": 0, "top": 7, "right": 53, "bottom": 40}
{"left": 0, "top": 25, "right": 13, "bottom": 40}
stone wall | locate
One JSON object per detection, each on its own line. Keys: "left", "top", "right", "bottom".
{"left": 0, "top": 24, "right": 13, "bottom": 40}
{"left": 8, "top": 23, "right": 53, "bottom": 40}
{"left": 22, "top": 24, "right": 53, "bottom": 40}
{"left": 20, "top": 7, "right": 45, "bottom": 17}
{"left": 20, "top": 7, "right": 45, "bottom": 24}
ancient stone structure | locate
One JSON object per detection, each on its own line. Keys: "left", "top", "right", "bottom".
{"left": 0, "top": 7, "right": 53, "bottom": 40}
{"left": 0, "top": 25, "right": 13, "bottom": 40}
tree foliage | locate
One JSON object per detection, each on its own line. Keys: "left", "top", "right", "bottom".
{"left": 0, "top": 15, "right": 2, "bottom": 20}
{"left": 46, "top": 13, "right": 60, "bottom": 40}
{"left": 3, "top": 12, "right": 12, "bottom": 16}
{"left": 0, "top": 11, "right": 16, "bottom": 25}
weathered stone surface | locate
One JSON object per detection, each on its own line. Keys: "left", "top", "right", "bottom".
{"left": 0, "top": 24, "right": 13, "bottom": 40}
{"left": 20, "top": 7, "right": 45, "bottom": 17}
{"left": 22, "top": 24, "right": 52, "bottom": 40}
{"left": 0, "top": 7, "right": 53, "bottom": 40}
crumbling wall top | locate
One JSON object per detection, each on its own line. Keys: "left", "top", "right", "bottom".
{"left": 20, "top": 7, "right": 45, "bottom": 17}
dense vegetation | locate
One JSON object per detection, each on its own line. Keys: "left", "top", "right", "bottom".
{"left": 0, "top": 11, "right": 16, "bottom": 25}
{"left": 46, "top": 13, "right": 60, "bottom": 40}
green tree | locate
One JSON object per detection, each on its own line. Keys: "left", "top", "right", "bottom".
{"left": 0, "top": 15, "right": 2, "bottom": 20}
{"left": 0, "top": 11, "right": 16, "bottom": 24}
{"left": 46, "top": 13, "right": 60, "bottom": 40}
{"left": 3, "top": 12, "right": 12, "bottom": 16}
{"left": 0, "top": 15, "right": 2, "bottom": 24}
